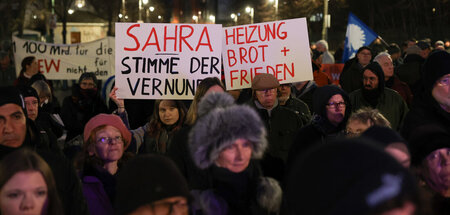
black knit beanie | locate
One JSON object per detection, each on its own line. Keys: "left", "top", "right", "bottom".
{"left": 285, "top": 138, "right": 418, "bottom": 215}
{"left": 422, "top": 50, "right": 450, "bottom": 93}
{"left": 361, "top": 126, "right": 406, "bottom": 148}
{"left": 0, "top": 86, "right": 25, "bottom": 109}
{"left": 115, "top": 154, "right": 191, "bottom": 215}
{"left": 19, "top": 86, "right": 40, "bottom": 103}
{"left": 409, "top": 125, "right": 450, "bottom": 167}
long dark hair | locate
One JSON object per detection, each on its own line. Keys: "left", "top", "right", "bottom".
{"left": 147, "top": 100, "right": 187, "bottom": 137}
{"left": 0, "top": 148, "right": 63, "bottom": 215}
{"left": 20, "top": 56, "right": 35, "bottom": 75}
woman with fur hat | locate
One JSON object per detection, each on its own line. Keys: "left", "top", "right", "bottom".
{"left": 77, "top": 113, "right": 132, "bottom": 215}
{"left": 189, "top": 92, "right": 282, "bottom": 215}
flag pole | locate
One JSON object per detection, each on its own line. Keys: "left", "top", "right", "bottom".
{"left": 377, "top": 36, "right": 390, "bottom": 48}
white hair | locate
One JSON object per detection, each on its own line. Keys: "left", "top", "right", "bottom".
{"left": 316, "top": 40, "right": 329, "bottom": 50}
{"left": 373, "top": 52, "right": 392, "bottom": 63}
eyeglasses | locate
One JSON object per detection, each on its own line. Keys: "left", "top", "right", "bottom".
{"left": 148, "top": 200, "right": 188, "bottom": 215}
{"left": 96, "top": 136, "right": 123, "bottom": 145}
{"left": 437, "top": 76, "right": 450, "bottom": 87}
{"left": 326, "top": 102, "right": 346, "bottom": 109}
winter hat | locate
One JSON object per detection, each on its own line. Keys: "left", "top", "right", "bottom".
{"left": 115, "top": 154, "right": 190, "bottom": 215}
{"left": 361, "top": 126, "right": 407, "bottom": 148}
{"left": 409, "top": 125, "right": 450, "bottom": 167}
{"left": 251, "top": 73, "right": 280, "bottom": 90}
{"left": 361, "top": 126, "right": 410, "bottom": 159}
{"left": 19, "top": 86, "right": 39, "bottom": 103}
{"left": 285, "top": 138, "right": 418, "bottom": 215}
{"left": 422, "top": 50, "right": 450, "bottom": 92}
{"left": 83, "top": 114, "right": 131, "bottom": 148}
{"left": 0, "top": 86, "right": 25, "bottom": 109}
{"left": 189, "top": 92, "right": 267, "bottom": 169}
{"left": 435, "top": 40, "right": 444, "bottom": 47}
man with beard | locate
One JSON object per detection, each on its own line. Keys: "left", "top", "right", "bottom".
{"left": 277, "top": 83, "right": 311, "bottom": 125}
{"left": 248, "top": 73, "right": 302, "bottom": 181}
{"left": 349, "top": 62, "right": 408, "bottom": 131}
{"left": 61, "top": 72, "right": 107, "bottom": 146}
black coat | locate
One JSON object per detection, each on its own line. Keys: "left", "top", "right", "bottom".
{"left": 61, "top": 84, "right": 108, "bottom": 141}
{"left": 401, "top": 94, "right": 450, "bottom": 141}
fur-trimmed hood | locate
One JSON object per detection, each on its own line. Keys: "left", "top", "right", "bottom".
{"left": 189, "top": 92, "right": 267, "bottom": 169}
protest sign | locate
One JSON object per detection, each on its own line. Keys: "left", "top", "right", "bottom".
{"left": 12, "top": 36, "right": 115, "bottom": 80}
{"left": 115, "top": 23, "right": 222, "bottom": 100}
{"left": 222, "top": 18, "right": 313, "bottom": 90}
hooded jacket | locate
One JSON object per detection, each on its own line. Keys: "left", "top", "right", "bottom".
{"left": 349, "top": 62, "right": 409, "bottom": 131}
{"left": 288, "top": 85, "right": 351, "bottom": 171}
{"left": 401, "top": 51, "right": 450, "bottom": 140}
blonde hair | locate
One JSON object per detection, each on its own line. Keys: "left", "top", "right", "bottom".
{"left": 185, "top": 77, "right": 224, "bottom": 125}
{"left": 348, "top": 107, "right": 391, "bottom": 128}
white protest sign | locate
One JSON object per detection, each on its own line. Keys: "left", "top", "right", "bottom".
{"left": 115, "top": 23, "right": 222, "bottom": 100}
{"left": 222, "top": 18, "right": 313, "bottom": 90}
{"left": 12, "top": 36, "right": 115, "bottom": 80}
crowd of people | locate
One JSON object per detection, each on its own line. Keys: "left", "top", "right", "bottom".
{"left": 0, "top": 37, "right": 449, "bottom": 215}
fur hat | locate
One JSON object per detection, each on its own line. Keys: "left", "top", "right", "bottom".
{"left": 115, "top": 154, "right": 191, "bottom": 215}
{"left": 286, "top": 138, "right": 418, "bottom": 215}
{"left": 251, "top": 73, "right": 280, "bottom": 90}
{"left": 0, "top": 86, "right": 25, "bottom": 109}
{"left": 83, "top": 114, "right": 131, "bottom": 149}
{"left": 189, "top": 92, "right": 267, "bottom": 169}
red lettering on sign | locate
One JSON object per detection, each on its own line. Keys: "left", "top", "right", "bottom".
{"left": 124, "top": 24, "right": 140, "bottom": 51}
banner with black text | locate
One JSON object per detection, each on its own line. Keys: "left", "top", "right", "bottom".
{"left": 12, "top": 36, "right": 115, "bottom": 80}
{"left": 115, "top": 23, "right": 222, "bottom": 100}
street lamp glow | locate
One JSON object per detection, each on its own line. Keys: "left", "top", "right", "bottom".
{"left": 209, "top": 15, "right": 215, "bottom": 22}
{"left": 149, "top": 6, "right": 155, "bottom": 12}
{"left": 246, "top": 7, "right": 251, "bottom": 13}
{"left": 158, "top": 15, "right": 162, "bottom": 19}
{"left": 118, "top": 13, "right": 123, "bottom": 18}
{"left": 142, "top": 0, "right": 148, "bottom": 4}
{"left": 231, "top": 13, "right": 236, "bottom": 19}
{"left": 68, "top": 9, "right": 74, "bottom": 14}
{"left": 125, "top": 15, "right": 128, "bottom": 19}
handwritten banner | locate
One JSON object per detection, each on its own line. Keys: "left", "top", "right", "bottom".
{"left": 115, "top": 23, "right": 222, "bottom": 100}
{"left": 12, "top": 36, "right": 115, "bottom": 80}
{"left": 222, "top": 18, "right": 313, "bottom": 90}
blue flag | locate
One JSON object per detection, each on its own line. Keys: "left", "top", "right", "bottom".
{"left": 343, "top": 12, "right": 378, "bottom": 62}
